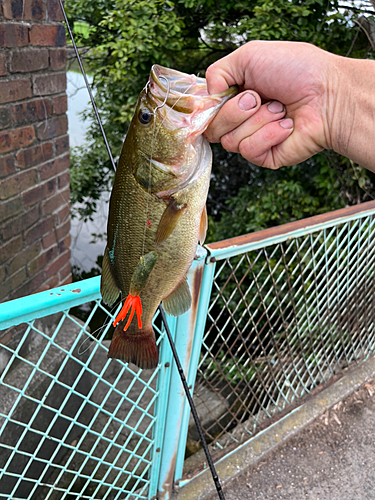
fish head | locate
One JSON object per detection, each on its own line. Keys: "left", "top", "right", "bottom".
{"left": 129, "top": 65, "right": 238, "bottom": 197}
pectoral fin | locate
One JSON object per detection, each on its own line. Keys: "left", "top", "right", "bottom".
{"left": 162, "top": 278, "right": 192, "bottom": 316}
{"left": 155, "top": 199, "right": 187, "bottom": 246}
{"left": 199, "top": 205, "right": 208, "bottom": 245}
{"left": 101, "top": 248, "right": 121, "bottom": 305}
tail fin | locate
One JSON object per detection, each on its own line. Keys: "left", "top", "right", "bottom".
{"left": 108, "top": 324, "right": 158, "bottom": 370}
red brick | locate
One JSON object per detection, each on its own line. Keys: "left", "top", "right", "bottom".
{"left": 3, "top": 0, "right": 23, "bottom": 19}
{"left": 52, "top": 94, "right": 67, "bottom": 114}
{"left": 57, "top": 170, "right": 69, "bottom": 189}
{"left": 24, "top": 215, "right": 54, "bottom": 245}
{"left": 0, "top": 107, "right": 11, "bottom": 130}
{"left": 2, "top": 204, "right": 39, "bottom": 241}
{"left": 8, "top": 240, "right": 41, "bottom": 276}
{"left": 46, "top": 0, "right": 63, "bottom": 21}
{"left": 0, "top": 195, "right": 22, "bottom": 222}
{"left": 0, "top": 23, "right": 29, "bottom": 47}
{"left": 29, "top": 24, "right": 65, "bottom": 47}
{"left": 0, "top": 79, "right": 31, "bottom": 104}
{"left": 59, "top": 261, "right": 71, "bottom": 282}
{"left": 35, "top": 114, "right": 67, "bottom": 140}
{"left": 23, "top": 178, "right": 55, "bottom": 207}
{"left": 39, "top": 152, "right": 69, "bottom": 180}
{"left": 55, "top": 134, "right": 69, "bottom": 155}
{"left": 42, "top": 273, "right": 59, "bottom": 290}
{"left": 41, "top": 186, "right": 69, "bottom": 215}
{"left": 42, "top": 230, "right": 56, "bottom": 249}
{"left": 0, "top": 168, "right": 38, "bottom": 200}
{"left": 33, "top": 72, "right": 66, "bottom": 96}
{"left": 57, "top": 203, "right": 69, "bottom": 224}
{"left": 10, "top": 48, "right": 49, "bottom": 73}
{"left": 29, "top": 251, "right": 48, "bottom": 276}
{"left": 56, "top": 219, "right": 69, "bottom": 241}
{"left": 0, "top": 235, "right": 23, "bottom": 264}
{"left": 3, "top": 0, "right": 46, "bottom": 20}
{"left": 0, "top": 125, "right": 35, "bottom": 154}
{"left": 11, "top": 269, "right": 45, "bottom": 298}
{"left": 0, "top": 54, "right": 6, "bottom": 76}
{"left": 12, "top": 98, "right": 52, "bottom": 125}
{"left": 2, "top": 266, "right": 27, "bottom": 300}
{"left": 16, "top": 142, "right": 53, "bottom": 169}
{"left": 49, "top": 48, "right": 66, "bottom": 70}
{"left": 26, "top": 0, "right": 46, "bottom": 20}
{"left": 0, "top": 154, "right": 16, "bottom": 178}
{"left": 46, "top": 250, "right": 70, "bottom": 279}
{"left": 0, "top": 265, "right": 6, "bottom": 285}
{"left": 58, "top": 234, "right": 70, "bottom": 253}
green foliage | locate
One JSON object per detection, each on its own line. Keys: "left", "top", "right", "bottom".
{"left": 65, "top": 0, "right": 374, "bottom": 227}
{"left": 208, "top": 153, "right": 375, "bottom": 242}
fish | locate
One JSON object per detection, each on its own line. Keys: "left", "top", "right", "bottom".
{"left": 100, "top": 65, "right": 237, "bottom": 369}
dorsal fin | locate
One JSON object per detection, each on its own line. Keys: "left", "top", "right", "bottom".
{"left": 155, "top": 199, "right": 187, "bottom": 246}
{"left": 162, "top": 278, "right": 192, "bottom": 316}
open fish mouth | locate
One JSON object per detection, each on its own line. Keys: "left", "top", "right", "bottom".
{"left": 148, "top": 65, "right": 237, "bottom": 118}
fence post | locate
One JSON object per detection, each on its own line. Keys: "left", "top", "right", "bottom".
{"left": 157, "top": 246, "right": 214, "bottom": 499}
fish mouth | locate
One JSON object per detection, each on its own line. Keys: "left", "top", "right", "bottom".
{"left": 148, "top": 65, "right": 237, "bottom": 116}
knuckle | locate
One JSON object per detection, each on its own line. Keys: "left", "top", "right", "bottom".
{"left": 221, "top": 132, "right": 238, "bottom": 153}
{"left": 238, "top": 138, "right": 254, "bottom": 161}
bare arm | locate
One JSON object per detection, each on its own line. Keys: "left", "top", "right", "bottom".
{"left": 205, "top": 41, "right": 375, "bottom": 172}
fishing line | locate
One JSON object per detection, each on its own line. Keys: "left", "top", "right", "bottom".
{"left": 158, "top": 304, "right": 226, "bottom": 500}
{"left": 59, "top": 3, "right": 225, "bottom": 498}
{"left": 58, "top": 0, "right": 116, "bottom": 173}
{"left": 142, "top": 76, "right": 171, "bottom": 256}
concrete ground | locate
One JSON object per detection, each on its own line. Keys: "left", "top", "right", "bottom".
{"left": 208, "top": 376, "right": 375, "bottom": 500}
{"left": 176, "top": 356, "right": 375, "bottom": 500}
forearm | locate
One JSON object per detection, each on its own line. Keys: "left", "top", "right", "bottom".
{"left": 329, "top": 56, "right": 375, "bottom": 172}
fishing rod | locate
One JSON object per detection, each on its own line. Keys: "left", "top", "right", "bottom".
{"left": 59, "top": 3, "right": 226, "bottom": 499}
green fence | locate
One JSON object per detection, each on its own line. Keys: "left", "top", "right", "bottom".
{"left": 1, "top": 201, "right": 375, "bottom": 499}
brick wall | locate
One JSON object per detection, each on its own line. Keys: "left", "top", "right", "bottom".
{"left": 0, "top": 0, "right": 71, "bottom": 302}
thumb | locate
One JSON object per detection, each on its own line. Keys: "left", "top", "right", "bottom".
{"left": 205, "top": 56, "right": 240, "bottom": 95}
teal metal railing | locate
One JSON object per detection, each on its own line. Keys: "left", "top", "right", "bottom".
{"left": 1, "top": 201, "right": 375, "bottom": 499}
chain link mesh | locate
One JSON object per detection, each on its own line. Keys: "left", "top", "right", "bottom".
{"left": 0, "top": 298, "right": 164, "bottom": 500}
{"left": 194, "top": 214, "right": 375, "bottom": 456}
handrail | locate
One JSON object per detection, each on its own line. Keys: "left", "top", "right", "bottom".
{"left": 0, "top": 276, "right": 101, "bottom": 330}
{"left": 205, "top": 200, "right": 375, "bottom": 261}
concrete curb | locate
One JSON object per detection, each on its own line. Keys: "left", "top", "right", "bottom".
{"left": 174, "top": 355, "right": 375, "bottom": 500}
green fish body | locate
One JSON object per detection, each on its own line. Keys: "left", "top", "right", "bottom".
{"left": 101, "top": 65, "right": 237, "bottom": 369}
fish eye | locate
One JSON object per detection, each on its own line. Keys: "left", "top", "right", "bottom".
{"left": 138, "top": 109, "right": 152, "bottom": 125}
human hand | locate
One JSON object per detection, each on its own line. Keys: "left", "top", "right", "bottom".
{"left": 205, "top": 41, "right": 338, "bottom": 169}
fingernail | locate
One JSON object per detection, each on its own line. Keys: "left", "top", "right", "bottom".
{"left": 239, "top": 93, "right": 257, "bottom": 111}
{"left": 280, "top": 118, "right": 294, "bottom": 129}
{"left": 268, "top": 101, "right": 284, "bottom": 113}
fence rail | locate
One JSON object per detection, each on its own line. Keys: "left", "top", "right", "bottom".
{"left": 1, "top": 201, "right": 375, "bottom": 499}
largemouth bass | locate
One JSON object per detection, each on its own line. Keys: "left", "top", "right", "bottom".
{"left": 100, "top": 65, "right": 237, "bottom": 369}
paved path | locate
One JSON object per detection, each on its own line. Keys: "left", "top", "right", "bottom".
{"left": 206, "top": 377, "right": 375, "bottom": 500}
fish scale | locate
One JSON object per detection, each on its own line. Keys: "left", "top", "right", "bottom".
{"left": 100, "top": 65, "right": 237, "bottom": 369}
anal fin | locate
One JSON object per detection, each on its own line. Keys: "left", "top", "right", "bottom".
{"left": 101, "top": 248, "right": 121, "bottom": 306}
{"left": 162, "top": 278, "right": 192, "bottom": 316}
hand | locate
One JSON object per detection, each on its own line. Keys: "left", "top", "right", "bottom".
{"left": 205, "top": 41, "right": 338, "bottom": 169}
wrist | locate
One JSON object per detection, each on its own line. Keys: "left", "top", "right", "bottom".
{"left": 327, "top": 55, "right": 375, "bottom": 170}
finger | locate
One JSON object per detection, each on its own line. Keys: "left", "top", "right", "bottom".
{"left": 205, "top": 59, "right": 237, "bottom": 95}
{"left": 238, "top": 119, "right": 294, "bottom": 169}
{"left": 205, "top": 91, "right": 261, "bottom": 143}
{"left": 220, "top": 101, "right": 286, "bottom": 153}
{"left": 205, "top": 46, "right": 248, "bottom": 94}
